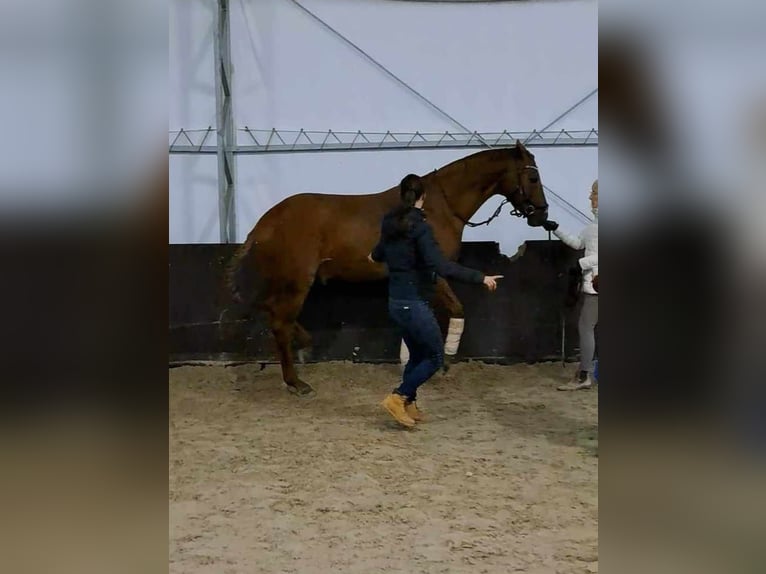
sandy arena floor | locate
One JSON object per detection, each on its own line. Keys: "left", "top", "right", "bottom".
{"left": 170, "top": 361, "right": 598, "bottom": 574}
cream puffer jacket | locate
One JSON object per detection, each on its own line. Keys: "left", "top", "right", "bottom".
{"left": 554, "top": 212, "right": 598, "bottom": 295}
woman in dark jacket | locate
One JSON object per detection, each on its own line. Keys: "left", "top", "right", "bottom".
{"left": 369, "top": 174, "right": 502, "bottom": 427}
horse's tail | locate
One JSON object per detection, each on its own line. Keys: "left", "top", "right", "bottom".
{"left": 224, "top": 239, "right": 259, "bottom": 305}
{"left": 219, "top": 240, "right": 260, "bottom": 341}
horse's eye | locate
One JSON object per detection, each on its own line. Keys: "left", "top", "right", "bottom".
{"left": 529, "top": 176, "right": 539, "bottom": 183}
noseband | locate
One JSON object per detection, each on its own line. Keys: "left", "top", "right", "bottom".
{"left": 508, "top": 165, "right": 548, "bottom": 219}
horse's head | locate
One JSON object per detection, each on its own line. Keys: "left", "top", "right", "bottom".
{"left": 495, "top": 141, "right": 549, "bottom": 227}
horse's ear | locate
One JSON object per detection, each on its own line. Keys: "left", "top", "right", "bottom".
{"left": 515, "top": 139, "right": 526, "bottom": 155}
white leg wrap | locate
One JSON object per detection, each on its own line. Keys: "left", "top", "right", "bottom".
{"left": 444, "top": 317, "right": 465, "bottom": 356}
{"left": 400, "top": 339, "right": 410, "bottom": 366}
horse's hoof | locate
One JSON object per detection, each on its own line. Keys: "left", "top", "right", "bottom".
{"left": 285, "top": 381, "right": 316, "bottom": 398}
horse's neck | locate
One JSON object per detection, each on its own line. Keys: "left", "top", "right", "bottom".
{"left": 438, "top": 169, "right": 506, "bottom": 224}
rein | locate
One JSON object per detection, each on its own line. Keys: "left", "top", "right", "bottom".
{"left": 463, "top": 198, "right": 509, "bottom": 227}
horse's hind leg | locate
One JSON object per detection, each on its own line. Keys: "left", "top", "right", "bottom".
{"left": 293, "top": 322, "right": 313, "bottom": 364}
{"left": 266, "top": 292, "right": 315, "bottom": 396}
{"left": 272, "top": 320, "right": 314, "bottom": 396}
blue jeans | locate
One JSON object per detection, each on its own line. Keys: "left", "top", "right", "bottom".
{"left": 388, "top": 299, "right": 445, "bottom": 401}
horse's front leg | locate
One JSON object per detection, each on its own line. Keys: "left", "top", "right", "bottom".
{"left": 398, "top": 278, "right": 466, "bottom": 371}
{"left": 432, "top": 278, "right": 466, "bottom": 372}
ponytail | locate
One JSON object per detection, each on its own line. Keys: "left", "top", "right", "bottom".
{"left": 384, "top": 174, "right": 425, "bottom": 239}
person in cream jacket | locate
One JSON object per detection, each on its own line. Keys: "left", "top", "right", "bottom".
{"left": 543, "top": 179, "right": 598, "bottom": 390}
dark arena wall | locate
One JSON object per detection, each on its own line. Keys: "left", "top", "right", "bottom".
{"left": 169, "top": 240, "right": 586, "bottom": 365}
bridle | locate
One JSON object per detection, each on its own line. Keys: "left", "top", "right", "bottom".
{"left": 433, "top": 164, "right": 548, "bottom": 228}
{"left": 508, "top": 165, "right": 549, "bottom": 219}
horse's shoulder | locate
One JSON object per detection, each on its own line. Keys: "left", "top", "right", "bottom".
{"left": 409, "top": 215, "right": 431, "bottom": 238}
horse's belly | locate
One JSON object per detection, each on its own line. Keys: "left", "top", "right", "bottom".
{"left": 317, "top": 258, "right": 387, "bottom": 284}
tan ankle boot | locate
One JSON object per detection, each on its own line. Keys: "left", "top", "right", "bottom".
{"left": 405, "top": 401, "right": 425, "bottom": 422}
{"left": 381, "top": 393, "right": 416, "bottom": 427}
{"left": 557, "top": 373, "right": 594, "bottom": 391}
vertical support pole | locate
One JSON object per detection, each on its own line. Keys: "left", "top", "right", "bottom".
{"left": 214, "top": 0, "right": 236, "bottom": 243}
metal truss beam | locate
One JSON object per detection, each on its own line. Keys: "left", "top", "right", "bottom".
{"left": 525, "top": 88, "right": 598, "bottom": 144}
{"left": 169, "top": 128, "right": 598, "bottom": 155}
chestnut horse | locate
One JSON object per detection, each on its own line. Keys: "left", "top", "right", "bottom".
{"left": 226, "top": 142, "right": 548, "bottom": 396}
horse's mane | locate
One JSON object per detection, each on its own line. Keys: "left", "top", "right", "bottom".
{"left": 431, "top": 147, "right": 521, "bottom": 178}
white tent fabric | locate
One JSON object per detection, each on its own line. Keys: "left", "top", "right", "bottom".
{"left": 169, "top": 0, "right": 597, "bottom": 254}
